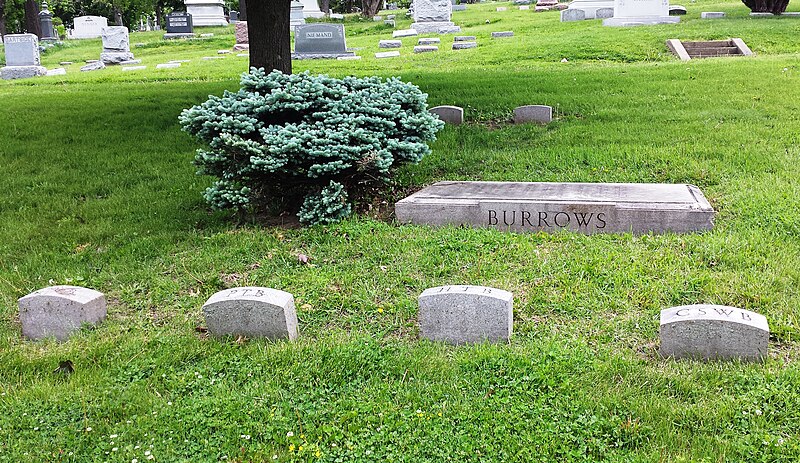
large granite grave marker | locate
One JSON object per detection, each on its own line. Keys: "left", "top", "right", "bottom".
{"left": 100, "top": 26, "right": 135, "bottom": 64}
{"left": 164, "top": 12, "right": 195, "bottom": 39}
{"left": 184, "top": 0, "right": 228, "bottom": 26}
{"left": 1, "top": 34, "right": 47, "bottom": 80}
{"left": 660, "top": 305, "right": 769, "bottom": 361}
{"left": 396, "top": 182, "right": 715, "bottom": 234}
{"left": 419, "top": 285, "right": 513, "bottom": 344}
{"left": 18, "top": 285, "right": 107, "bottom": 341}
{"left": 202, "top": 287, "right": 299, "bottom": 340}
{"left": 412, "top": 0, "right": 461, "bottom": 33}
{"left": 292, "top": 23, "right": 355, "bottom": 59}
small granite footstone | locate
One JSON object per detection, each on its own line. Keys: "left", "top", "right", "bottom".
{"left": 492, "top": 31, "right": 514, "bottom": 38}
{"left": 520, "top": 5, "right": 530, "bottom": 10}
{"left": 46, "top": 68, "right": 66, "bottom": 76}
{"left": 414, "top": 45, "right": 439, "bottom": 53}
{"left": 561, "top": 8, "right": 586, "bottom": 21}
{"left": 80, "top": 61, "right": 106, "bottom": 71}
{"left": 218, "top": 49, "right": 231, "bottom": 54}
{"left": 418, "top": 37, "right": 441, "bottom": 45}
{"left": 156, "top": 63, "right": 181, "bottom": 68}
{"left": 59, "top": 61, "right": 73, "bottom": 65}
{"left": 395, "top": 181, "right": 715, "bottom": 234}
{"left": 121, "top": 66, "right": 146, "bottom": 71}
{"left": 379, "top": 39, "right": 402, "bottom": 48}
{"left": 513, "top": 104, "right": 553, "bottom": 124}
{"left": 429, "top": 105, "right": 464, "bottom": 124}
{"left": 701, "top": 12, "right": 725, "bottom": 18}
{"left": 454, "top": 35, "right": 475, "bottom": 41}
{"left": 496, "top": 6, "right": 507, "bottom": 11}
{"left": 659, "top": 305, "right": 769, "bottom": 362}
{"left": 337, "top": 55, "right": 362, "bottom": 60}
{"left": 169, "top": 60, "right": 191, "bottom": 63}
{"left": 393, "top": 29, "right": 418, "bottom": 37}
{"left": 200, "top": 33, "right": 214, "bottom": 37}
{"left": 419, "top": 285, "right": 513, "bottom": 345}
{"left": 202, "top": 287, "right": 298, "bottom": 340}
{"left": 18, "top": 285, "right": 107, "bottom": 341}
{"left": 385, "top": 20, "right": 396, "bottom": 26}
{"left": 452, "top": 41, "right": 477, "bottom": 49}
{"left": 118, "top": 59, "right": 142, "bottom": 65}
{"left": 376, "top": 51, "right": 401, "bottom": 58}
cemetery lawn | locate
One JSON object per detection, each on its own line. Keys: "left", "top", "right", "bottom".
{"left": 2, "top": 0, "right": 800, "bottom": 460}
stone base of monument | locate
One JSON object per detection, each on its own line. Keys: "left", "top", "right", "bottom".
{"left": 395, "top": 181, "right": 715, "bottom": 234}
{"left": 0, "top": 65, "right": 47, "bottom": 80}
{"left": 101, "top": 51, "right": 136, "bottom": 64}
{"left": 292, "top": 52, "right": 356, "bottom": 60}
{"left": 163, "top": 33, "right": 197, "bottom": 40}
{"left": 603, "top": 15, "right": 679, "bottom": 26}
{"left": 410, "top": 21, "right": 461, "bottom": 33}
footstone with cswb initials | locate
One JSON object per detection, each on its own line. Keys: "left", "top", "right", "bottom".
{"left": 395, "top": 181, "right": 714, "bottom": 234}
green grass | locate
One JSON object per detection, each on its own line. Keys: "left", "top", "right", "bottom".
{"left": 2, "top": 1, "right": 800, "bottom": 461}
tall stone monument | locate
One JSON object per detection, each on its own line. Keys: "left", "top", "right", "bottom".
{"left": 300, "top": 0, "right": 325, "bottom": 18}
{"left": 603, "top": 0, "right": 679, "bottom": 26}
{"left": 39, "top": 1, "right": 58, "bottom": 40}
{"left": 0, "top": 34, "right": 47, "bottom": 80}
{"left": 291, "top": 1, "right": 306, "bottom": 27}
{"left": 184, "top": 0, "right": 228, "bottom": 26}
{"left": 411, "top": 0, "right": 461, "bottom": 34}
{"left": 100, "top": 26, "right": 135, "bottom": 64}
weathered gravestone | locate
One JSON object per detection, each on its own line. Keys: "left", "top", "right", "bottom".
{"left": 393, "top": 29, "right": 418, "bottom": 37}
{"left": 419, "top": 37, "right": 441, "bottom": 45}
{"left": 376, "top": 50, "right": 401, "bottom": 58}
{"left": 429, "top": 105, "right": 464, "bottom": 124}
{"left": 414, "top": 45, "right": 438, "bottom": 53}
{"left": 395, "top": 181, "right": 715, "bottom": 234}
{"left": 202, "top": 287, "right": 299, "bottom": 340}
{"left": 70, "top": 15, "right": 108, "bottom": 39}
{"left": 100, "top": 26, "right": 135, "bottom": 64}
{"left": 454, "top": 35, "right": 475, "bottom": 41}
{"left": 561, "top": 8, "right": 586, "bottom": 21}
{"left": 603, "top": 0, "right": 679, "bottom": 26}
{"left": 659, "top": 305, "right": 769, "bottom": 362}
{"left": 492, "top": 31, "right": 514, "bottom": 37}
{"left": 452, "top": 41, "right": 477, "bottom": 49}
{"left": 513, "top": 104, "right": 553, "bottom": 124}
{"left": 164, "top": 12, "right": 195, "bottom": 39}
{"left": 234, "top": 21, "right": 249, "bottom": 50}
{"left": 419, "top": 285, "right": 513, "bottom": 344}
{"left": 412, "top": 0, "right": 461, "bottom": 33}
{"left": 18, "top": 286, "right": 107, "bottom": 341}
{"left": 701, "top": 11, "right": 725, "bottom": 18}
{"left": 379, "top": 39, "right": 402, "bottom": 48}
{"left": 292, "top": 23, "right": 355, "bottom": 59}
{"left": 595, "top": 7, "right": 615, "bottom": 18}
{"left": 1, "top": 34, "right": 47, "bottom": 80}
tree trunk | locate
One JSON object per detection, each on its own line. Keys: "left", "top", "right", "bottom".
{"left": 741, "top": 0, "right": 790, "bottom": 13}
{"left": 24, "top": 0, "right": 42, "bottom": 37}
{"left": 247, "top": 0, "right": 292, "bottom": 74}
{"left": 113, "top": 7, "right": 123, "bottom": 25}
{"left": 0, "top": 0, "right": 6, "bottom": 37}
{"left": 361, "top": 0, "right": 381, "bottom": 17}
{"left": 319, "top": 0, "right": 330, "bottom": 13}
{"left": 155, "top": 2, "right": 163, "bottom": 28}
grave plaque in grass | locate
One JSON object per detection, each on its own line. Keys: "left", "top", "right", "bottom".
{"left": 292, "top": 23, "right": 355, "bottom": 59}
{"left": 18, "top": 286, "right": 107, "bottom": 341}
{"left": 660, "top": 305, "right": 769, "bottom": 362}
{"left": 419, "top": 285, "right": 513, "bottom": 345}
{"left": 202, "top": 287, "right": 299, "bottom": 340}
{"left": 396, "top": 181, "right": 715, "bottom": 234}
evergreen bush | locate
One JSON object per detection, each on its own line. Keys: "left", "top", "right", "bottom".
{"left": 180, "top": 69, "right": 444, "bottom": 225}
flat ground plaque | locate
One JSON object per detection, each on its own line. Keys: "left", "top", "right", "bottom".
{"left": 395, "top": 181, "right": 714, "bottom": 234}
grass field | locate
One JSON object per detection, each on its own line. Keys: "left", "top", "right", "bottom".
{"left": 2, "top": 1, "right": 800, "bottom": 461}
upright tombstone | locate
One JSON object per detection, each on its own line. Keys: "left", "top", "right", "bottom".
{"left": 291, "top": 0, "right": 306, "bottom": 27}
{"left": 411, "top": 0, "right": 461, "bottom": 33}
{"left": 202, "top": 287, "right": 299, "bottom": 340}
{"left": 100, "top": 26, "right": 135, "bottom": 64}
{"left": 70, "top": 15, "right": 108, "bottom": 39}
{"left": 513, "top": 105, "right": 553, "bottom": 124}
{"left": 396, "top": 182, "right": 715, "bottom": 234}
{"left": 419, "top": 285, "right": 513, "bottom": 345}
{"left": 1, "top": 34, "right": 47, "bottom": 80}
{"left": 18, "top": 286, "right": 107, "bottom": 341}
{"left": 659, "top": 305, "right": 769, "bottom": 362}
{"left": 164, "top": 11, "right": 195, "bottom": 39}
{"left": 184, "top": 0, "right": 228, "bottom": 26}
{"left": 429, "top": 105, "right": 464, "bottom": 124}
{"left": 300, "top": 0, "right": 325, "bottom": 18}
{"left": 603, "top": 0, "right": 679, "bottom": 26}
{"left": 292, "top": 23, "right": 355, "bottom": 59}
{"left": 234, "top": 21, "right": 249, "bottom": 50}
{"left": 39, "top": 2, "right": 58, "bottom": 40}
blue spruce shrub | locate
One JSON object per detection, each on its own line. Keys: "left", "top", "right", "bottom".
{"left": 180, "top": 69, "right": 444, "bottom": 225}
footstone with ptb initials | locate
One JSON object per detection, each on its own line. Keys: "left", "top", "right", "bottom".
{"left": 395, "top": 181, "right": 714, "bottom": 234}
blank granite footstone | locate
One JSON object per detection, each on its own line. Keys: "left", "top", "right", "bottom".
{"left": 419, "top": 285, "right": 513, "bottom": 345}
{"left": 414, "top": 45, "right": 439, "bottom": 53}
{"left": 202, "top": 287, "right": 298, "bottom": 340}
{"left": 454, "top": 35, "right": 475, "bottom": 41}
{"left": 156, "top": 63, "right": 181, "bottom": 69}
{"left": 379, "top": 39, "right": 402, "bottom": 48}
{"left": 418, "top": 37, "right": 441, "bottom": 45}
{"left": 395, "top": 181, "right": 715, "bottom": 234}
{"left": 452, "top": 41, "right": 477, "bottom": 49}
{"left": 659, "top": 305, "right": 769, "bottom": 362}
{"left": 18, "top": 285, "right": 106, "bottom": 341}
{"left": 429, "top": 105, "right": 464, "bottom": 124}
{"left": 513, "top": 105, "right": 553, "bottom": 124}
{"left": 701, "top": 12, "right": 725, "bottom": 19}
{"left": 376, "top": 51, "right": 401, "bottom": 58}
{"left": 393, "top": 29, "right": 418, "bottom": 38}
{"left": 561, "top": 8, "right": 586, "bottom": 21}
{"left": 492, "top": 31, "right": 514, "bottom": 38}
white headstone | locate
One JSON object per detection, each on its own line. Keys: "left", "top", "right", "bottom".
{"left": 202, "top": 287, "right": 299, "bottom": 340}
{"left": 300, "top": 0, "right": 325, "bottom": 18}
{"left": 419, "top": 285, "right": 513, "bottom": 344}
{"left": 564, "top": 1, "right": 614, "bottom": 19}
{"left": 70, "top": 16, "right": 108, "bottom": 39}
{"left": 18, "top": 286, "right": 107, "bottom": 341}
{"left": 603, "top": 0, "right": 679, "bottom": 26}
{"left": 1, "top": 34, "right": 47, "bottom": 80}
{"left": 411, "top": 0, "right": 461, "bottom": 33}
{"left": 184, "top": 0, "right": 228, "bottom": 26}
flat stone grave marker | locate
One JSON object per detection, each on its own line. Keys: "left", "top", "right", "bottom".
{"left": 121, "top": 66, "right": 147, "bottom": 71}
{"left": 376, "top": 51, "right": 401, "bottom": 58}
{"left": 701, "top": 12, "right": 725, "bottom": 18}
{"left": 454, "top": 35, "right": 475, "bottom": 41}
{"left": 164, "top": 12, "right": 195, "bottom": 39}
{"left": 293, "top": 23, "right": 355, "bottom": 59}
{"left": 157, "top": 63, "right": 181, "bottom": 68}
{"left": 395, "top": 181, "right": 715, "bottom": 234}
{"left": 414, "top": 45, "right": 439, "bottom": 53}
{"left": 202, "top": 287, "right": 299, "bottom": 340}
{"left": 379, "top": 39, "right": 402, "bottom": 48}
{"left": 429, "top": 105, "right": 464, "bottom": 124}
{"left": 513, "top": 104, "right": 553, "bottom": 124}
{"left": 497, "top": 7, "right": 508, "bottom": 11}
{"left": 385, "top": 20, "right": 396, "bottom": 26}
{"left": 453, "top": 41, "right": 477, "bottom": 49}
{"left": 337, "top": 55, "right": 362, "bottom": 60}
{"left": 660, "top": 305, "right": 769, "bottom": 361}
{"left": 393, "top": 29, "right": 418, "bottom": 37}
{"left": 492, "top": 31, "right": 514, "bottom": 38}
{"left": 419, "top": 37, "right": 441, "bottom": 45}
{"left": 419, "top": 285, "right": 513, "bottom": 344}
{"left": 46, "top": 68, "right": 67, "bottom": 76}
{"left": 520, "top": 5, "right": 530, "bottom": 10}
{"left": 18, "top": 285, "right": 106, "bottom": 341}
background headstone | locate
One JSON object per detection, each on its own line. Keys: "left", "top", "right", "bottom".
{"left": 234, "top": 21, "right": 249, "bottom": 50}
{"left": 1, "top": 34, "right": 47, "bottom": 80}
{"left": 292, "top": 23, "right": 355, "bottom": 59}
{"left": 184, "top": 0, "right": 228, "bottom": 26}
{"left": 70, "top": 16, "right": 108, "bottom": 39}
{"left": 202, "top": 287, "right": 299, "bottom": 340}
{"left": 603, "top": 0, "right": 679, "bottom": 26}
{"left": 429, "top": 105, "right": 464, "bottom": 124}
{"left": 18, "top": 285, "right": 107, "bottom": 341}
{"left": 411, "top": 0, "right": 461, "bottom": 33}
{"left": 561, "top": 8, "right": 586, "bottom": 21}
{"left": 164, "top": 12, "right": 195, "bottom": 39}
{"left": 513, "top": 104, "right": 553, "bottom": 124}
{"left": 419, "top": 285, "right": 513, "bottom": 345}
{"left": 100, "top": 26, "right": 135, "bottom": 64}
{"left": 660, "top": 305, "right": 769, "bottom": 362}
{"left": 564, "top": 1, "right": 614, "bottom": 19}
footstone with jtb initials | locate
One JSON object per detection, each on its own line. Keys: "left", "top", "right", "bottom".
{"left": 659, "top": 305, "right": 769, "bottom": 361}
{"left": 202, "top": 287, "right": 299, "bottom": 340}
{"left": 395, "top": 181, "right": 715, "bottom": 234}
{"left": 419, "top": 285, "right": 513, "bottom": 344}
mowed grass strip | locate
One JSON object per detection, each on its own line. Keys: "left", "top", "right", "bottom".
{"left": 1, "top": 1, "right": 800, "bottom": 460}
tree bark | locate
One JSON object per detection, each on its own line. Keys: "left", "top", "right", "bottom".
{"left": 247, "top": 0, "right": 292, "bottom": 74}
{"left": 319, "top": 0, "right": 330, "bottom": 13}
{"left": 361, "top": 0, "right": 381, "bottom": 17}
{"left": 24, "top": 0, "right": 42, "bottom": 37}
{"left": 0, "top": 0, "right": 6, "bottom": 37}
{"left": 741, "top": 0, "right": 790, "bottom": 13}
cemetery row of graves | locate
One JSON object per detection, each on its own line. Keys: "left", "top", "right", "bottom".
{"left": 2, "top": 0, "right": 800, "bottom": 461}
